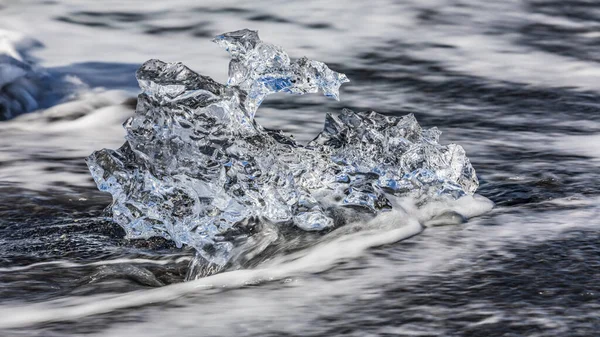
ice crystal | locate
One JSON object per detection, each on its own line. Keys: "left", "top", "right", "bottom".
{"left": 213, "top": 29, "right": 349, "bottom": 116}
{"left": 87, "top": 29, "right": 478, "bottom": 266}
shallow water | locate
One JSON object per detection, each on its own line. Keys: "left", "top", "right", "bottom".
{"left": 1, "top": 0, "right": 600, "bottom": 336}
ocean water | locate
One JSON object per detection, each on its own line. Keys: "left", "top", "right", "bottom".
{"left": 1, "top": 0, "right": 600, "bottom": 336}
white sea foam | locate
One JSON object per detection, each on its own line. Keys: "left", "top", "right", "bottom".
{"left": 0, "top": 256, "right": 192, "bottom": 273}
{"left": 0, "top": 194, "right": 492, "bottom": 329}
{"left": 556, "top": 135, "right": 600, "bottom": 161}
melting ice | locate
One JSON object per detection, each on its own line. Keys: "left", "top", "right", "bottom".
{"left": 86, "top": 29, "right": 479, "bottom": 268}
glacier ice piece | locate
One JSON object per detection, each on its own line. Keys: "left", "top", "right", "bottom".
{"left": 86, "top": 29, "right": 479, "bottom": 268}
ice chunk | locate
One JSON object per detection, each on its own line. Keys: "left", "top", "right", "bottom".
{"left": 0, "top": 30, "right": 47, "bottom": 120}
{"left": 0, "top": 29, "right": 74, "bottom": 120}
{"left": 86, "top": 29, "right": 479, "bottom": 268}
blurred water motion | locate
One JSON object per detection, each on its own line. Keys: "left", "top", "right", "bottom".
{"left": 1, "top": 1, "right": 600, "bottom": 336}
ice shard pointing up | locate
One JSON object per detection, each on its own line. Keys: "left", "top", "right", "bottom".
{"left": 213, "top": 29, "right": 349, "bottom": 116}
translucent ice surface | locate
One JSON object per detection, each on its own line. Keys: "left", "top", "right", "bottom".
{"left": 213, "top": 29, "right": 349, "bottom": 116}
{"left": 87, "top": 29, "right": 479, "bottom": 266}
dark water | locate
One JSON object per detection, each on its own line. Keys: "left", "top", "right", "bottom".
{"left": 1, "top": 0, "right": 599, "bottom": 336}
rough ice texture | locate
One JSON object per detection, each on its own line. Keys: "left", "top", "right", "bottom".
{"left": 87, "top": 29, "right": 478, "bottom": 266}
{"left": 213, "top": 29, "right": 349, "bottom": 116}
